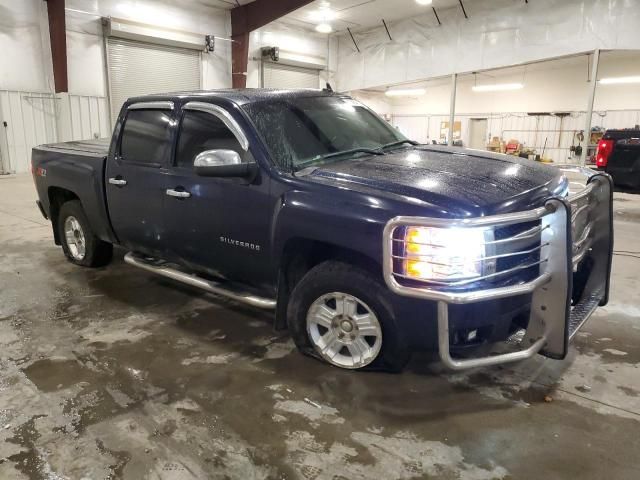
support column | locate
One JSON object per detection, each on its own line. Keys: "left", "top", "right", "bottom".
{"left": 46, "top": 0, "right": 68, "bottom": 93}
{"left": 231, "top": 0, "right": 314, "bottom": 89}
{"left": 448, "top": 73, "right": 457, "bottom": 147}
{"left": 231, "top": 32, "right": 250, "bottom": 89}
{"left": 581, "top": 49, "right": 600, "bottom": 166}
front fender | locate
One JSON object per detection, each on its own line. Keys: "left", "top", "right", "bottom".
{"left": 270, "top": 188, "right": 391, "bottom": 272}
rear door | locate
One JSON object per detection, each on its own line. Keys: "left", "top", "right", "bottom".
{"left": 163, "top": 102, "right": 272, "bottom": 287}
{"left": 106, "top": 102, "right": 175, "bottom": 256}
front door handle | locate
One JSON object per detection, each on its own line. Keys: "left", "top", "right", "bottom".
{"left": 108, "top": 177, "right": 127, "bottom": 186}
{"left": 166, "top": 188, "right": 191, "bottom": 199}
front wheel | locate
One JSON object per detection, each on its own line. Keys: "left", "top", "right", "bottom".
{"left": 57, "top": 200, "right": 113, "bottom": 267}
{"left": 288, "top": 261, "right": 410, "bottom": 372}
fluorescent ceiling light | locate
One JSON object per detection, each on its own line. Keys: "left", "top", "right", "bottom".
{"left": 416, "top": 0, "right": 433, "bottom": 5}
{"left": 598, "top": 76, "right": 640, "bottom": 85}
{"left": 385, "top": 88, "right": 426, "bottom": 97}
{"left": 309, "top": 2, "right": 337, "bottom": 22}
{"left": 315, "top": 23, "right": 332, "bottom": 33}
{"left": 472, "top": 83, "right": 524, "bottom": 92}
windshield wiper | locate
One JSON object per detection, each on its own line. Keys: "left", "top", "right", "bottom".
{"left": 377, "top": 139, "right": 419, "bottom": 152}
{"left": 296, "top": 147, "right": 383, "bottom": 170}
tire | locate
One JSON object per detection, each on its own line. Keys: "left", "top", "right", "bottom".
{"left": 288, "top": 261, "right": 410, "bottom": 372}
{"left": 57, "top": 200, "right": 113, "bottom": 267}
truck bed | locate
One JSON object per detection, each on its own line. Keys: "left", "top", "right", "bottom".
{"left": 31, "top": 138, "right": 116, "bottom": 244}
{"left": 36, "top": 138, "right": 110, "bottom": 157}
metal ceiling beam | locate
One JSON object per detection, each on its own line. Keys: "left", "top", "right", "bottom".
{"left": 382, "top": 19, "right": 392, "bottom": 41}
{"left": 46, "top": 0, "right": 68, "bottom": 93}
{"left": 432, "top": 7, "right": 441, "bottom": 26}
{"left": 458, "top": 0, "right": 468, "bottom": 19}
{"left": 347, "top": 28, "right": 360, "bottom": 53}
{"left": 231, "top": 0, "right": 315, "bottom": 88}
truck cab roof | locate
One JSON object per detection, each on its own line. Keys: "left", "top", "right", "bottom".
{"left": 126, "top": 88, "right": 338, "bottom": 108}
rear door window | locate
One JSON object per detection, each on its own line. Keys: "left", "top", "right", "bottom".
{"left": 119, "top": 109, "right": 173, "bottom": 166}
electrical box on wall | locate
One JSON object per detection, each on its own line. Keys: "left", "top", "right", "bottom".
{"left": 261, "top": 47, "right": 279, "bottom": 62}
{"left": 260, "top": 45, "right": 326, "bottom": 70}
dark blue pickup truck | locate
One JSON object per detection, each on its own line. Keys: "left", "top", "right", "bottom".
{"left": 31, "top": 89, "right": 613, "bottom": 371}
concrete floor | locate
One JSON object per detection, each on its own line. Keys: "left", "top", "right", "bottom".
{"left": 0, "top": 173, "right": 639, "bottom": 480}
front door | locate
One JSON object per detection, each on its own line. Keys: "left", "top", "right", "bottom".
{"left": 468, "top": 118, "right": 488, "bottom": 150}
{"left": 105, "top": 105, "right": 174, "bottom": 256}
{"left": 163, "top": 104, "right": 272, "bottom": 288}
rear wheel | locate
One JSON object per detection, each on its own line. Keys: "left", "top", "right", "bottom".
{"left": 288, "top": 261, "right": 410, "bottom": 372}
{"left": 57, "top": 200, "right": 112, "bottom": 267}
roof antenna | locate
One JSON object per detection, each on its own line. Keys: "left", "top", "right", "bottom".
{"left": 325, "top": 82, "right": 333, "bottom": 92}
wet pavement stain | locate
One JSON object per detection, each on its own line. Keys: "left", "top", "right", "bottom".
{"left": 95, "top": 438, "right": 132, "bottom": 479}
{"left": 6, "top": 415, "right": 47, "bottom": 480}
{"left": 22, "top": 359, "right": 93, "bottom": 392}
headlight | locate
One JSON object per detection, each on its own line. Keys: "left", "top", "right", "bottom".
{"left": 402, "top": 226, "right": 495, "bottom": 282}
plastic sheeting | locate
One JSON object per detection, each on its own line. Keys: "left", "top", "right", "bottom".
{"left": 335, "top": 0, "right": 640, "bottom": 91}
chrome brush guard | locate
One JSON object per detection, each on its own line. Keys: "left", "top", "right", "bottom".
{"left": 383, "top": 168, "right": 613, "bottom": 370}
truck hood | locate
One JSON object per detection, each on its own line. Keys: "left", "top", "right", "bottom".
{"left": 298, "top": 146, "right": 567, "bottom": 217}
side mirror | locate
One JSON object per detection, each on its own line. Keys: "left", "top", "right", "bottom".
{"left": 193, "top": 149, "right": 257, "bottom": 178}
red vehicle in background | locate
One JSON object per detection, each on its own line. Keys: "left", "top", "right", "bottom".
{"left": 595, "top": 129, "right": 640, "bottom": 189}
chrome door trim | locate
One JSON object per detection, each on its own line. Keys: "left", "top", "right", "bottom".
{"left": 183, "top": 101, "right": 249, "bottom": 151}
{"left": 166, "top": 189, "right": 191, "bottom": 198}
{"left": 108, "top": 177, "right": 127, "bottom": 186}
{"left": 128, "top": 101, "right": 175, "bottom": 111}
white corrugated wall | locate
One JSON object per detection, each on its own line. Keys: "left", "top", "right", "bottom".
{"left": 0, "top": 90, "right": 110, "bottom": 174}
{"left": 0, "top": 91, "right": 57, "bottom": 174}
{"left": 60, "top": 94, "right": 111, "bottom": 141}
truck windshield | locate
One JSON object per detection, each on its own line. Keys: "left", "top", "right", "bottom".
{"left": 242, "top": 96, "right": 408, "bottom": 171}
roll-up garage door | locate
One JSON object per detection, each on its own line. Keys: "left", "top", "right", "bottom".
{"left": 262, "top": 62, "right": 320, "bottom": 89}
{"left": 107, "top": 38, "right": 201, "bottom": 124}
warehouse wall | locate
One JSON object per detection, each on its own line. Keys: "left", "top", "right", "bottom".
{"left": 370, "top": 51, "right": 640, "bottom": 165}
{"left": 391, "top": 110, "right": 640, "bottom": 165}
{"left": 246, "top": 21, "right": 332, "bottom": 89}
{"left": 0, "top": 0, "right": 231, "bottom": 173}
{"left": 334, "top": 0, "right": 640, "bottom": 92}
{"left": 0, "top": 0, "right": 53, "bottom": 92}
{"left": 0, "top": 0, "right": 56, "bottom": 173}
{"left": 390, "top": 54, "right": 640, "bottom": 115}
{"left": 65, "top": 0, "right": 231, "bottom": 98}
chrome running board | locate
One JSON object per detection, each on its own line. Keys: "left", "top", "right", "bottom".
{"left": 124, "top": 252, "right": 276, "bottom": 310}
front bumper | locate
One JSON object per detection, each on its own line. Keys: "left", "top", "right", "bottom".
{"left": 383, "top": 167, "right": 613, "bottom": 370}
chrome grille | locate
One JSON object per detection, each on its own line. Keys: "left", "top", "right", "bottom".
{"left": 389, "top": 217, "right": 548, "bottom": 289}
{"left": 569, "top": 188, "right": 596, "bottom": 270}
{"left": 494, "top": 221, "right": 542, "bottom": 284}
{"left": 383, "top": 169, "right": 613, "bottom": 369}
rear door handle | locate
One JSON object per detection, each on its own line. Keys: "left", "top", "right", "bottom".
{"left": 108, "top": 177, "right": 127, "bottom": 186}
{"left": 166, "top": 188, "right": 191, "bottom": 199}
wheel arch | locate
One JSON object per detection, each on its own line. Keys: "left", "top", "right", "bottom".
{"left": 273, "top": 237, "right": 383, "bottom": 330}
{"left": 48, "top": 187, "right": 81, "bottom": 245}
